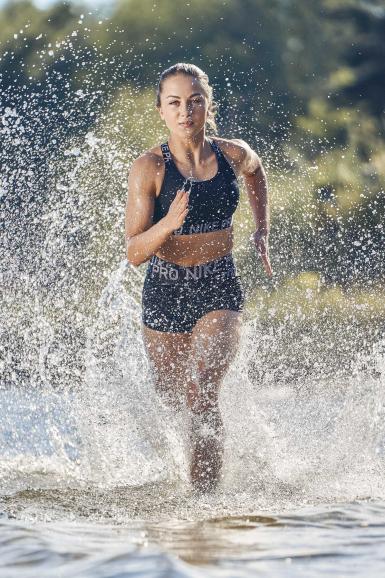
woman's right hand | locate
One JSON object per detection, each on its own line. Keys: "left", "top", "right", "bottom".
{"left": 162, "top": 190, "right": 189, "bottom": 233}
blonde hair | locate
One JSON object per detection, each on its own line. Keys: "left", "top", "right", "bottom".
{"left": 156, "top": 63, "right": 218, "bottom": 135}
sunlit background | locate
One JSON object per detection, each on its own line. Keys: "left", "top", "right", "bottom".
{"left": 1, "top": 1, "right": 385, "bottom": 576}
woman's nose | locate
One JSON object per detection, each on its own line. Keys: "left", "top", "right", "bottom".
{"left": 180, "top": 102, "right": 192, "bottom": 116}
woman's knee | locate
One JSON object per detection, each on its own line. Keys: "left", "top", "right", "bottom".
{"left": 151, "top": 370, "right": 185, "bottom": 406}
{"left": 198, "top": 361, "right": 230, "bottom": 393}
{"left": 188, "top": 381, "right": 219, "bottom": 414}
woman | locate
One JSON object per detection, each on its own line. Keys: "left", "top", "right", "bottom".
{"left": 125, "top": 63, "right": 272, "bottom": 493}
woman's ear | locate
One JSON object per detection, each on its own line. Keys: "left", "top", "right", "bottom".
{"left": 157, "top": 106, "right": 164, "bottom": 121}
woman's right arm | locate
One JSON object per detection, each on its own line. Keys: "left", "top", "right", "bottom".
{"left": 125, "top": 154, "right": 189, "bottom": 266}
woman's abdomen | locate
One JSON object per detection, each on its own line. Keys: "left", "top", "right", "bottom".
{"left": 156, "top": 227, "right": 234, "bottom": 267}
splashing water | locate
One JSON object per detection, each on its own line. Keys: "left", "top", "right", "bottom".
{"left": 1, "top": 21, "right": 385, "bottom": 577}
{"left": 2, "top": 246, "right": 385, "bottom": 506}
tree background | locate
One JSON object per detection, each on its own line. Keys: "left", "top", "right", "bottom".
{"left": 2, "top": 0, "right": 384, "bottom": 368}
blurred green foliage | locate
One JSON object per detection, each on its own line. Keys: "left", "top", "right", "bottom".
{"left": 1, "top": 0, "right": 384, "bottom": 310}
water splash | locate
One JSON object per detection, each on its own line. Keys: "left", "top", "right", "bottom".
{"left": 1, "top": 25, "right": 385, "bottom": 521}
{"left": 1, "top": 252, "right": 385, "bottom": 511}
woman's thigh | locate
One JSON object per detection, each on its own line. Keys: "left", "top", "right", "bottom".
{"left": 142, "top": 324, "right": 192, "bottom": 406}
{"left": 191, "top": 309, "right": 242, "bottom": 387}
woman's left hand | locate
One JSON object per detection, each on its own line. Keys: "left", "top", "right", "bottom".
{"left": 251, "top": 230, "right": 273, "bottom": 278}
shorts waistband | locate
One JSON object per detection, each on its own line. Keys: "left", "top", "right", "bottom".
{"left": 147, "top": 254, "right": 237, "bottom": 282}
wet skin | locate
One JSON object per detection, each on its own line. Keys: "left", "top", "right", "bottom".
{"left": 126, "top": 73, "right": 271, "bottom": 492}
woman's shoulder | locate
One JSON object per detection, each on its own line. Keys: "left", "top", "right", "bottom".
{"left": 131, "top": 144, "right": 164, "bottom": 173}
{"left": 212, "top": 136, "right": 262, "bottom": 176}
{"left": 128, "top": 143, "right": 170, "bottom": 198}
{"left": 213, "top": 135, "right": 253, "bottom": 161}
{"left": 129, "top": 145, "right": 167, "bottom": 195}
{"left": 211, "top": 136, "right": 250, "bottom": 175}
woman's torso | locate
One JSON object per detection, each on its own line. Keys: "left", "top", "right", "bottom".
{"left": 150, "top": 137, "right": 241, "bottom": 267}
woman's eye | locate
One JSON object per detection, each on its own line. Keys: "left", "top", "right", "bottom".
{"left": 168, "top": 99, "right": 202, "bottom": 106}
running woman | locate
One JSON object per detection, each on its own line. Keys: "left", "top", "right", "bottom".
{"left": 125, "top": 63, "right": 272, "bottom": 493}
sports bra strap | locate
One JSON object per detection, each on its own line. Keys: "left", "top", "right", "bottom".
{"left": 209, "top": 138, "right": 221, "bottom": 155}
{"left": 210, "top": 138, "right": 237, "bottom": 179}
{"left": 161, "top": 139, "right": 220, "bottom": 163}
{"left": 161, "top": 138, "right": 234, "bottom": 179}
{"left": 160, "top": 142, "right": 172, "bottom": 163}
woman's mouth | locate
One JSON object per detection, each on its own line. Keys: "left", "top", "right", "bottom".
{"left": 179, "top": 121, "right": 194, "bottom": 127}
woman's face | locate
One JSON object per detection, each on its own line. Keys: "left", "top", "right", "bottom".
{"left": 158, "top": 74, "right": 209, "bottom": 137}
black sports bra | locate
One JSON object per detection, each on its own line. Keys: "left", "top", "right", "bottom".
{"left": 153, "top": 138, "right": 240, "bottom": 235}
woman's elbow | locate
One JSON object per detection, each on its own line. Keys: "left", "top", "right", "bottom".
{"left": 126, "top": 255, "right": 141, "bottom": 267}
{"left": 126, "top": 241, "right": 145, "bottom": 267}
{"left": 125, "top": 239, "right": 136, "bottom": 265}
{"left": 126, "top": 250, "right": 142, "bottom": 267}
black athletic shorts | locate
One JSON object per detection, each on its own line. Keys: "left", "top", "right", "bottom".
{"left": 142, "top": 254, "right": 244, "bottom": 333}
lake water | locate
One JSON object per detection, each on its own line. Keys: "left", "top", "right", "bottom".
{"left": 1, "top": 327, "right": 385, "bottom": 578}
{"left": 2, "top": 497, "right": 385, "bottom": 577}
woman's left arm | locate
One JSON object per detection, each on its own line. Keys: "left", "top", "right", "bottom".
{"left": 234, "top": 139, "right": 273, "bottom": 278}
